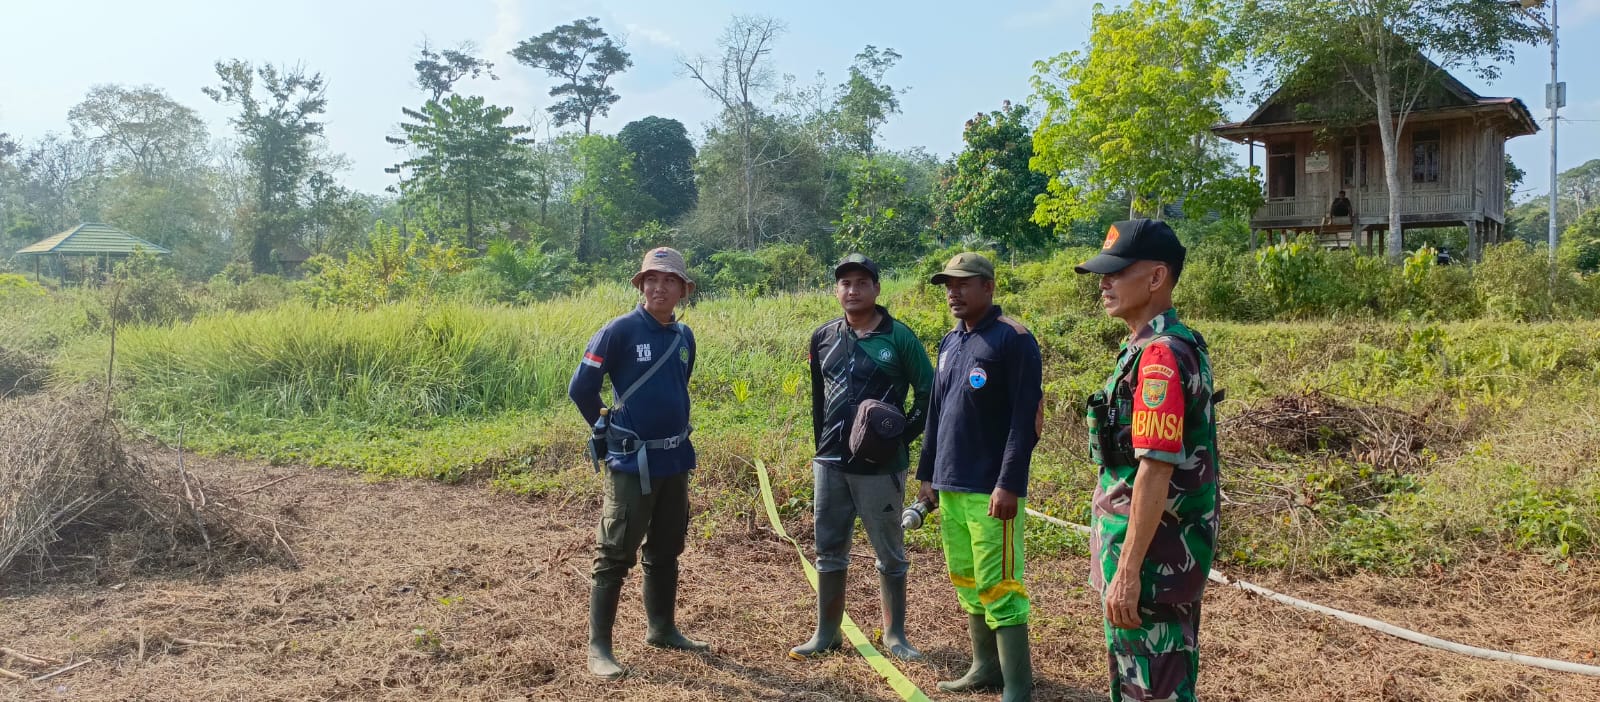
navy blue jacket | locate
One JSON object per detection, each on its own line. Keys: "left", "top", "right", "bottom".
{"left": 568, "top": 305, "right": 696, "bottom": 477}
{"left": 915, "top": 305, "right": 1042, "bottom": 497}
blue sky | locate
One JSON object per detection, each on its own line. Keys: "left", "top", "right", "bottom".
{"left": 2, "top": 0, "right": 1597, "bottom": 200}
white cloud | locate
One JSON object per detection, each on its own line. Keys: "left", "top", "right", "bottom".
{"left": 623, "top": 22, "right": 681, "bottom": 51}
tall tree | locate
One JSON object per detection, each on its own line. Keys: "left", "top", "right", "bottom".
{"left": 834, "top": 155, "right": 931, "bottom": 267}
{"left": 943, "top": 102, "right": 1052, "bottom": 254}
{"left": 7, "top": 134, "right": 105, "bottom": 243}
{"left": 1031, "top": 0, "right": 1256, "bottom": 227}
{"left": 68, "top": 85, "right": 208, "bottom": 182}
{"left": 1557, "top": 159, "right": 1600, "bottom": 218}
{"left": 511, "top": 17, "right": 632, "bottom": 260}
{"left": 524, "top": 133, "right": 581, "bottom": 236}
{"left": 66, "top": 84, "right": 223, "bottom": 274}
{"left": 388, "top": 95, "right": 534, "bottom": 250}
{"left": 204, "top": 60, "right": 328, "bottom": 273}
{"left": 572, "top": 134, "right": 654, "bottom": 257}
{"left": 682, "top": 15, "right": 788, "bottom": 248}
{"left": 413, "top": 41, "right": 496, "bottom": 101}
{"left": 1244, "top": 0, "right": 1543, "bottom": 262}
{"left": 510, "top": 18, "right": 632, "bottom": 134}
{"left": 830, "top": 46, "right": 904, "bottom": 157}
{"left": 617, "top": 116, "right": 697, "bottom": 223}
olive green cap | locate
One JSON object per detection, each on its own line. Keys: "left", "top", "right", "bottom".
{"left": 929, "top": 252, "right": 994, "bottom": 284}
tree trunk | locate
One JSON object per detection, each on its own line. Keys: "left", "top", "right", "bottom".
{"left": 741, "top": 119, "right": 755, "bottom": 249}
{"left": 578, "top": 206, "right": 592, "bottom": 261}
{"left": 250, "top": 226, "right": 274, "bottom": 274}
{"left": 1372, "top": 72, "right": 1405, "bottom": 264}
{"left": 466, "top": 196, "right": 476, "bottom": 252}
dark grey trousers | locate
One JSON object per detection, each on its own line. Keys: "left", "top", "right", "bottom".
{"left": 812, "top": 462, "right": 910, "bottom": 577}
{"left": 592, "top": 470, "right": 690, "bottom": 589}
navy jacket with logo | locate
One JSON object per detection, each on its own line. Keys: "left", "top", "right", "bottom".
{"left": 568, "top": 305, "right": 696, "bottom": 477}
{"left": 915, "top": 304, "right": 1043, "bottom": 497}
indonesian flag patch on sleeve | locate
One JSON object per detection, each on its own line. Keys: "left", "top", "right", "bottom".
{"left": 582, "top": 351, "right": 604, "bottom": 369}
{"left": 1131, "top": 341, "right": 1185, "bottom": 455}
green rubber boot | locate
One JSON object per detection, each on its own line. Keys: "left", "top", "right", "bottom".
{"left": 937, "top": 613, "right": 1003, "bottom": 692}
{"left": 643, "top": 570, "right": 709, "bottom": 651}
{"left": 789, "top": 569, "right": 847, "bottom": 659}
{"left": 995, "top": 623, "right": 1034, "bottom": 702}
{"left": 878, "top": 572, "right": 924, "bottom": 661}
{"left": 587, "top": 583, "right": 626, "bottom": 680}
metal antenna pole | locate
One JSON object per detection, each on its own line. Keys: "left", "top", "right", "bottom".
{"left": 1547, "top": 0, "right": 1560, "bottom": 264}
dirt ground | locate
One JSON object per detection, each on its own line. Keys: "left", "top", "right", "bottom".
{"left": 3, "top": 450, "right": 1599, "bottom": 701}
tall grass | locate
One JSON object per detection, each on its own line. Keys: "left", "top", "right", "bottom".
{"left": 42, "top": 273, "right": 1600, "bottom": 573}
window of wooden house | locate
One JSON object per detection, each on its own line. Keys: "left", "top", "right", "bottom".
{"left": 1340, "top": 136, "right": 1368, "bottom": 188}
{"left": 1411, "top": 129, "right": 1441, "bottom": 184}
{"left": 1267, "top": 141, "right": 1296, "bottom": 198}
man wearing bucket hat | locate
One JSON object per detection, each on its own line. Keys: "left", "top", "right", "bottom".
{"left": 1076, "top": 219, "right": 1219, "bottom": 702}
{"left": 568, "top": 246, "right": 708, "bottom": 679}
{"left": 790, "top": 253, "right": 935, "bottom": 662}
{"left": 916, "top": 252, "right": 1042, "bottom": 701}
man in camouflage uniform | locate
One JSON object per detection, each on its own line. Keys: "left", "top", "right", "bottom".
{"left": 1074, "top": 219, "right": 1218, "bottom": 702}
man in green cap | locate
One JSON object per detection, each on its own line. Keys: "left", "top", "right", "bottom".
{"left": 1075, "top": 219, "right": 1219, "bottom": 702}
{"left": 790, "top": 253, "right": 935, "bottom": 662}
{"left": 916, "top": 252, "right": 1042, "bottom": 702}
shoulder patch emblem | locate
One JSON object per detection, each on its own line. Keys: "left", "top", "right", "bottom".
{"left": 1143, "top": 363, "right": 1176, "bottom": 380}
{"left": 969, "top": 367, "right": 988, "bottom": 389}
{"left": 1141, "top": 379, "right": 1169, "bottom": 408}
{"left": 679, "top": 347, "right": 690, "bottom": 363}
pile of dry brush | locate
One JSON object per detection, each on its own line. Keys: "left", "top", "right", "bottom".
{"left": 1223, "top": 389, "right": 1444, "bottom": 473}
{"left": 1, "top": 390, "right": 296, "bottom": 585}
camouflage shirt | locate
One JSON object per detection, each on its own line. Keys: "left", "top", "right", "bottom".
{"left": 1088, "top": 308, "right": 1218, "bottom": 604}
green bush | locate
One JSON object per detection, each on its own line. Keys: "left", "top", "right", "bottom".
{"left": 197, "top": 263, "right": 294, "bottom": 314}
{"left": 108, "top": 250, "right": 195, "bottom": 326}
{"left": 300, "top": 222, "right": 469, "bottom": 307}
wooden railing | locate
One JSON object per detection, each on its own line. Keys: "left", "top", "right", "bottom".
{"left": 1257, "top": 189, "right": 1475, "bottom": 221}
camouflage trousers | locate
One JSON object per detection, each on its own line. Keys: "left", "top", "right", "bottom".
{"left": 1104, "top": 600, "right": 1201, "bottom": 702}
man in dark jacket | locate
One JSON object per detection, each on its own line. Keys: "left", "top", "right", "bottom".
{"left": 791, "top": 254, "right": 935, "bottom": 662}
{"left": 568, "top": 247, "right": 708, "bottom": 680}
{"left": 916, "top": 252, "right": 1042, "bottom": 702}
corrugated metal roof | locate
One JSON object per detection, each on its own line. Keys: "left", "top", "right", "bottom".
{"left": 15, "top": 223, "right": 171, "bottom": 256}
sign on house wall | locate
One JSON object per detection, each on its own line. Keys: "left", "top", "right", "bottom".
{"left": 1305, "top": 150, "right": 1330, "bottom": 174}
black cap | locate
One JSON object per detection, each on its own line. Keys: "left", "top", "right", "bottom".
{"left": 1074, "top": 219, "right": 1186, "bottom": 275}
{"left": 833, "top": 253, "right": 880, "bottom": 283}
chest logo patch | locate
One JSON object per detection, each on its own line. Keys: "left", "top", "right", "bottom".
{"left": 1141, "top": 379, "right": 1169, "bottom": 408}
{"left": 635, "top": 343, "right": 653, "bottom": 362}
{"left": 878, "top": 348, "right": 893, "bottom": 362}
{"left": 969, "top": 367, "right": 988, "bottom": 389}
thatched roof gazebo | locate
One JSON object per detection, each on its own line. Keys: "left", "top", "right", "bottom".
{"left": 15, "top": 223, "right": 170, "bottom": 285}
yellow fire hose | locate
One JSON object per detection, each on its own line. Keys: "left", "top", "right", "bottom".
{"left": 751, "top": 458, "right": 933, "bottom": 702}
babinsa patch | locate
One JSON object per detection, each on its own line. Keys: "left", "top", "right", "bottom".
{"left": 969, "top": 367, "right": 988, "bottom": 389}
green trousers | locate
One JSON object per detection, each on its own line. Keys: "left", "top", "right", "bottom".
{"left": 939, "top": 490, "right": 1029, "bottom": 629}
{"left": 1105, "top": 600, "right": 1201, "bottom": 702}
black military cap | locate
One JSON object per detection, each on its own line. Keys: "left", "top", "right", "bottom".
{"left": 833, "top": 253, "right": 880, "bottom": 283}
{"left": 1074, "top": 218, "right": 1186, "bottom": 275}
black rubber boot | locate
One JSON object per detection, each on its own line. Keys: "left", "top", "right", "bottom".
{"left": 878, "top": 572, "right": 924, "bottom": 661}
{"left": 937, "top": 613, "right": 1003, "bottom": 692}
{"left": 587, "top": 583, "right": 626, "bottom": 680}
{"left": 643, "top": 570, "right": 709, "bottom": 651}
{"left": 789, "top": 569, "right": 847, "bottom": 659}
{"left": 995, "top": 623, "right": 1034, "bottom": 702}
